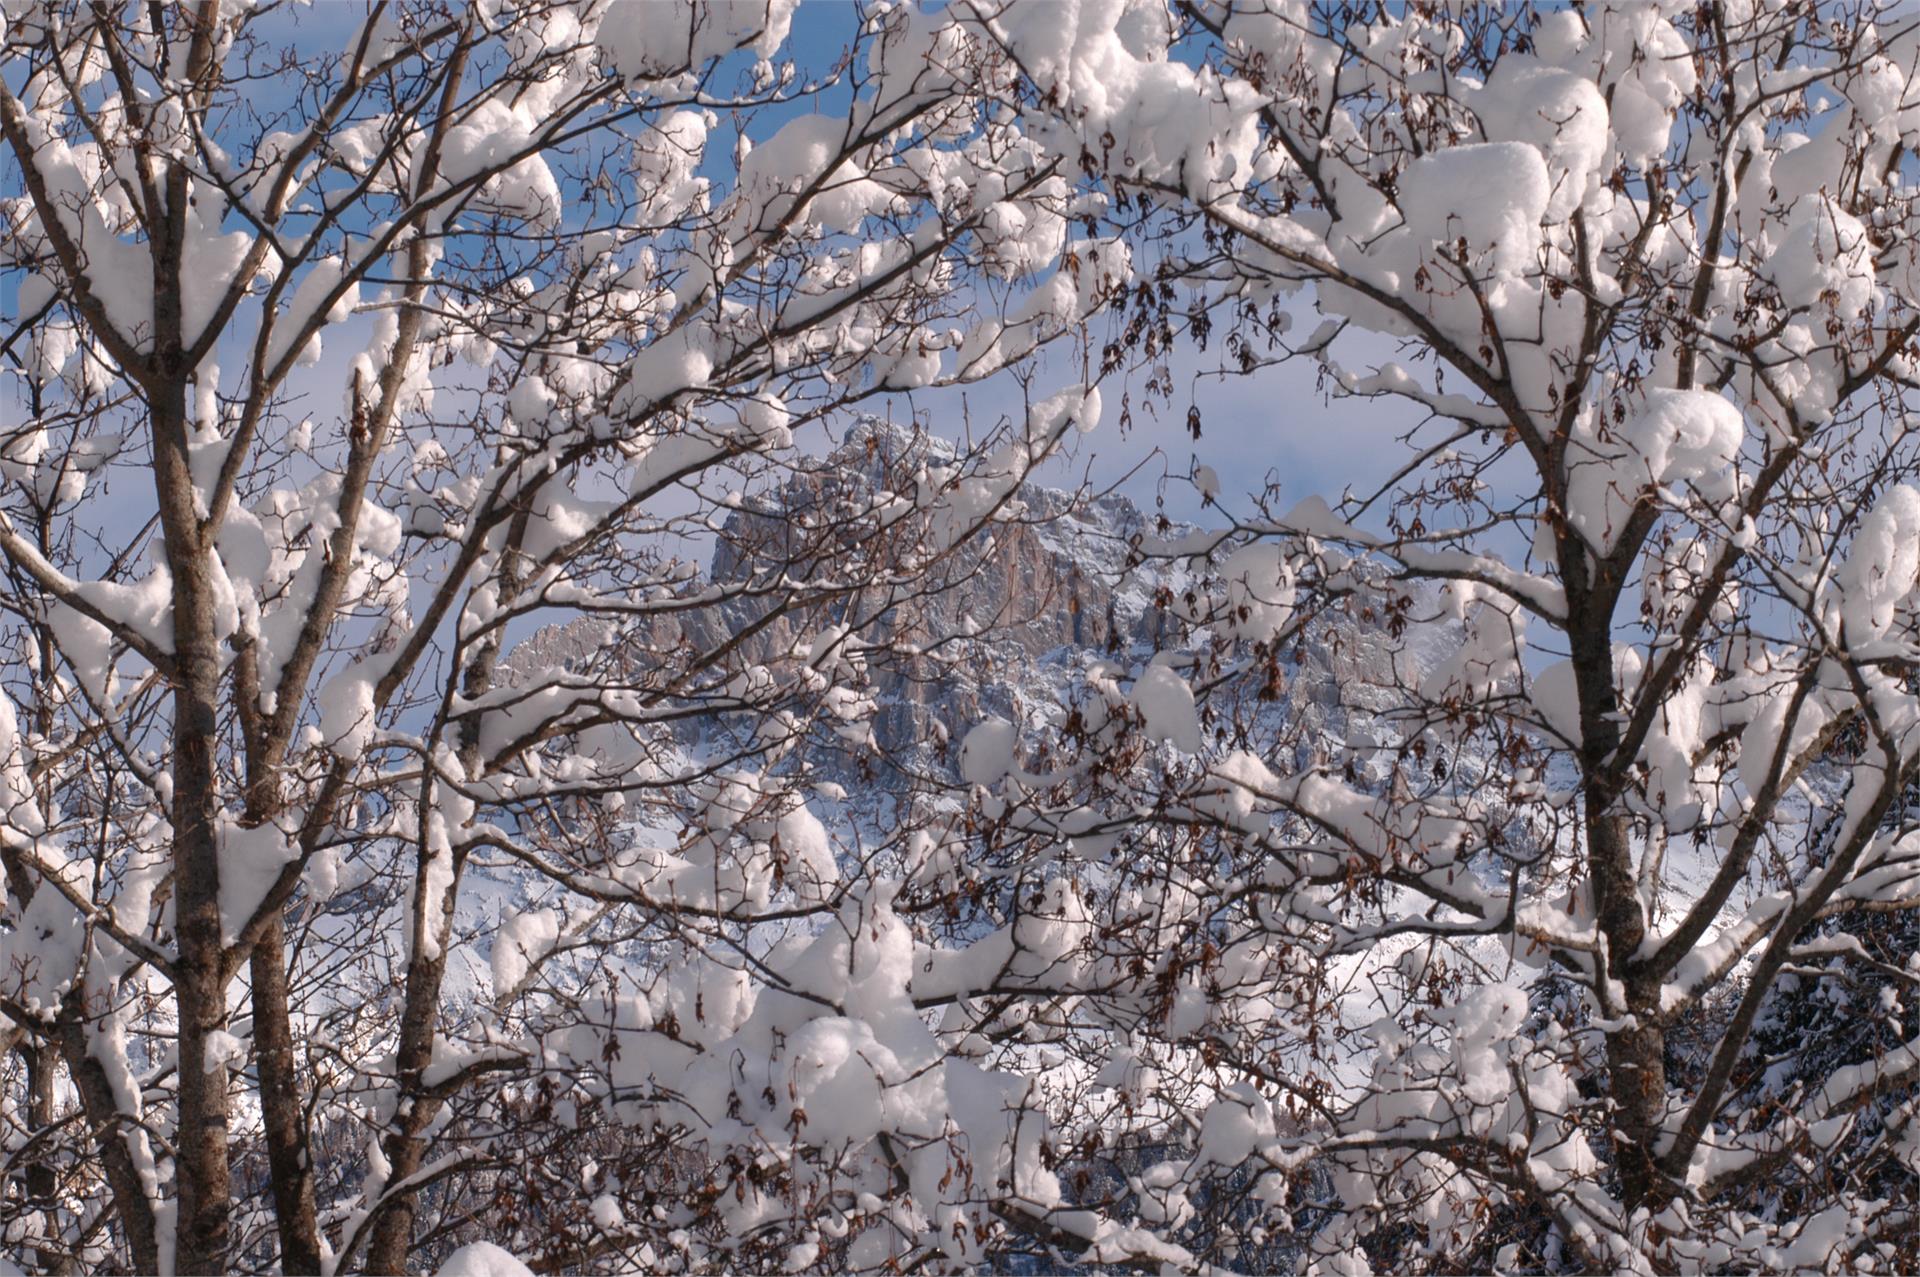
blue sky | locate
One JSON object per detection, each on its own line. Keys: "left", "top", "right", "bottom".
{"left": 2, "top": 0, "right": 1412, "bottom": 538}
{"left": 256, "top": 1, "right": 1409, "bottom": 532}
{"left": 766, "top": 4, "right": 1408, "bottom": 524}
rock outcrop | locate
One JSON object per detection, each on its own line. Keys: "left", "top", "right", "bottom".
{"left": 504, "top": 418, "right": 1405, "bottom": 779}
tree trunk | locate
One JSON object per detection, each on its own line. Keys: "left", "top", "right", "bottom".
{"left": 23, "top": 1037, "right": 73, "bottom": 1274}
{"left": 1592, "top": 798, "right": 1669, "bottom": 1213}
{"left": 57, "top": 1012, "right": 161, "bottom": 1276}
{"left": 363, "top": 520, "right": 517, "bottom": 1276}
{"left": 1566, "top": 553, "right": 1674, "bottom": 1213}
{"left": 361, "top": 879, "right": 458, "bottom": 1276}
{"left": 253, "top": 911, "right": 323, "bottom": 1274}
{"left": 1605, "top": 985, "right": 1671, "bottom": 1212}
{"left": 170, "top": 708, "right": 232, "bottom": 1277}
{"left": 152, "top": 382, "right": 233, "bottom": 1276}
{"left": 238, "top": 631, "right": 325, "bottom": 1277}
{"left": 1568, "top": 576, "right": 1670, "bottom": 1216}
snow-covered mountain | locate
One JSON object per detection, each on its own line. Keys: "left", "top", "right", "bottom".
{"left": 505, "top": 418, "right": 1404, "bottom": 783}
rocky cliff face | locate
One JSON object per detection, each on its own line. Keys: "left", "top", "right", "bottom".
{"left": 504, "top": 419, "right": 1405, "bottom": 779}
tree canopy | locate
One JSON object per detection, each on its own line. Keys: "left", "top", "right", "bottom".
{"left": 1, "top": 1, "right": 1918, "bottom": 1274}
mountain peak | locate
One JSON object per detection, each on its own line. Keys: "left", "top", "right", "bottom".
{"left": 830, "top": 415, "right": 958, "bottom": 470}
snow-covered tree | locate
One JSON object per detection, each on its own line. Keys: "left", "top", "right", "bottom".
{"left": 0, "top": 2, "right": 1134, "bottom": 1272}
{"left": 944, "top": 0, "right": 1920, "bottom": 1272}
{"left": 10, "top": 1, "right": 1920, "bottom": 1275}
